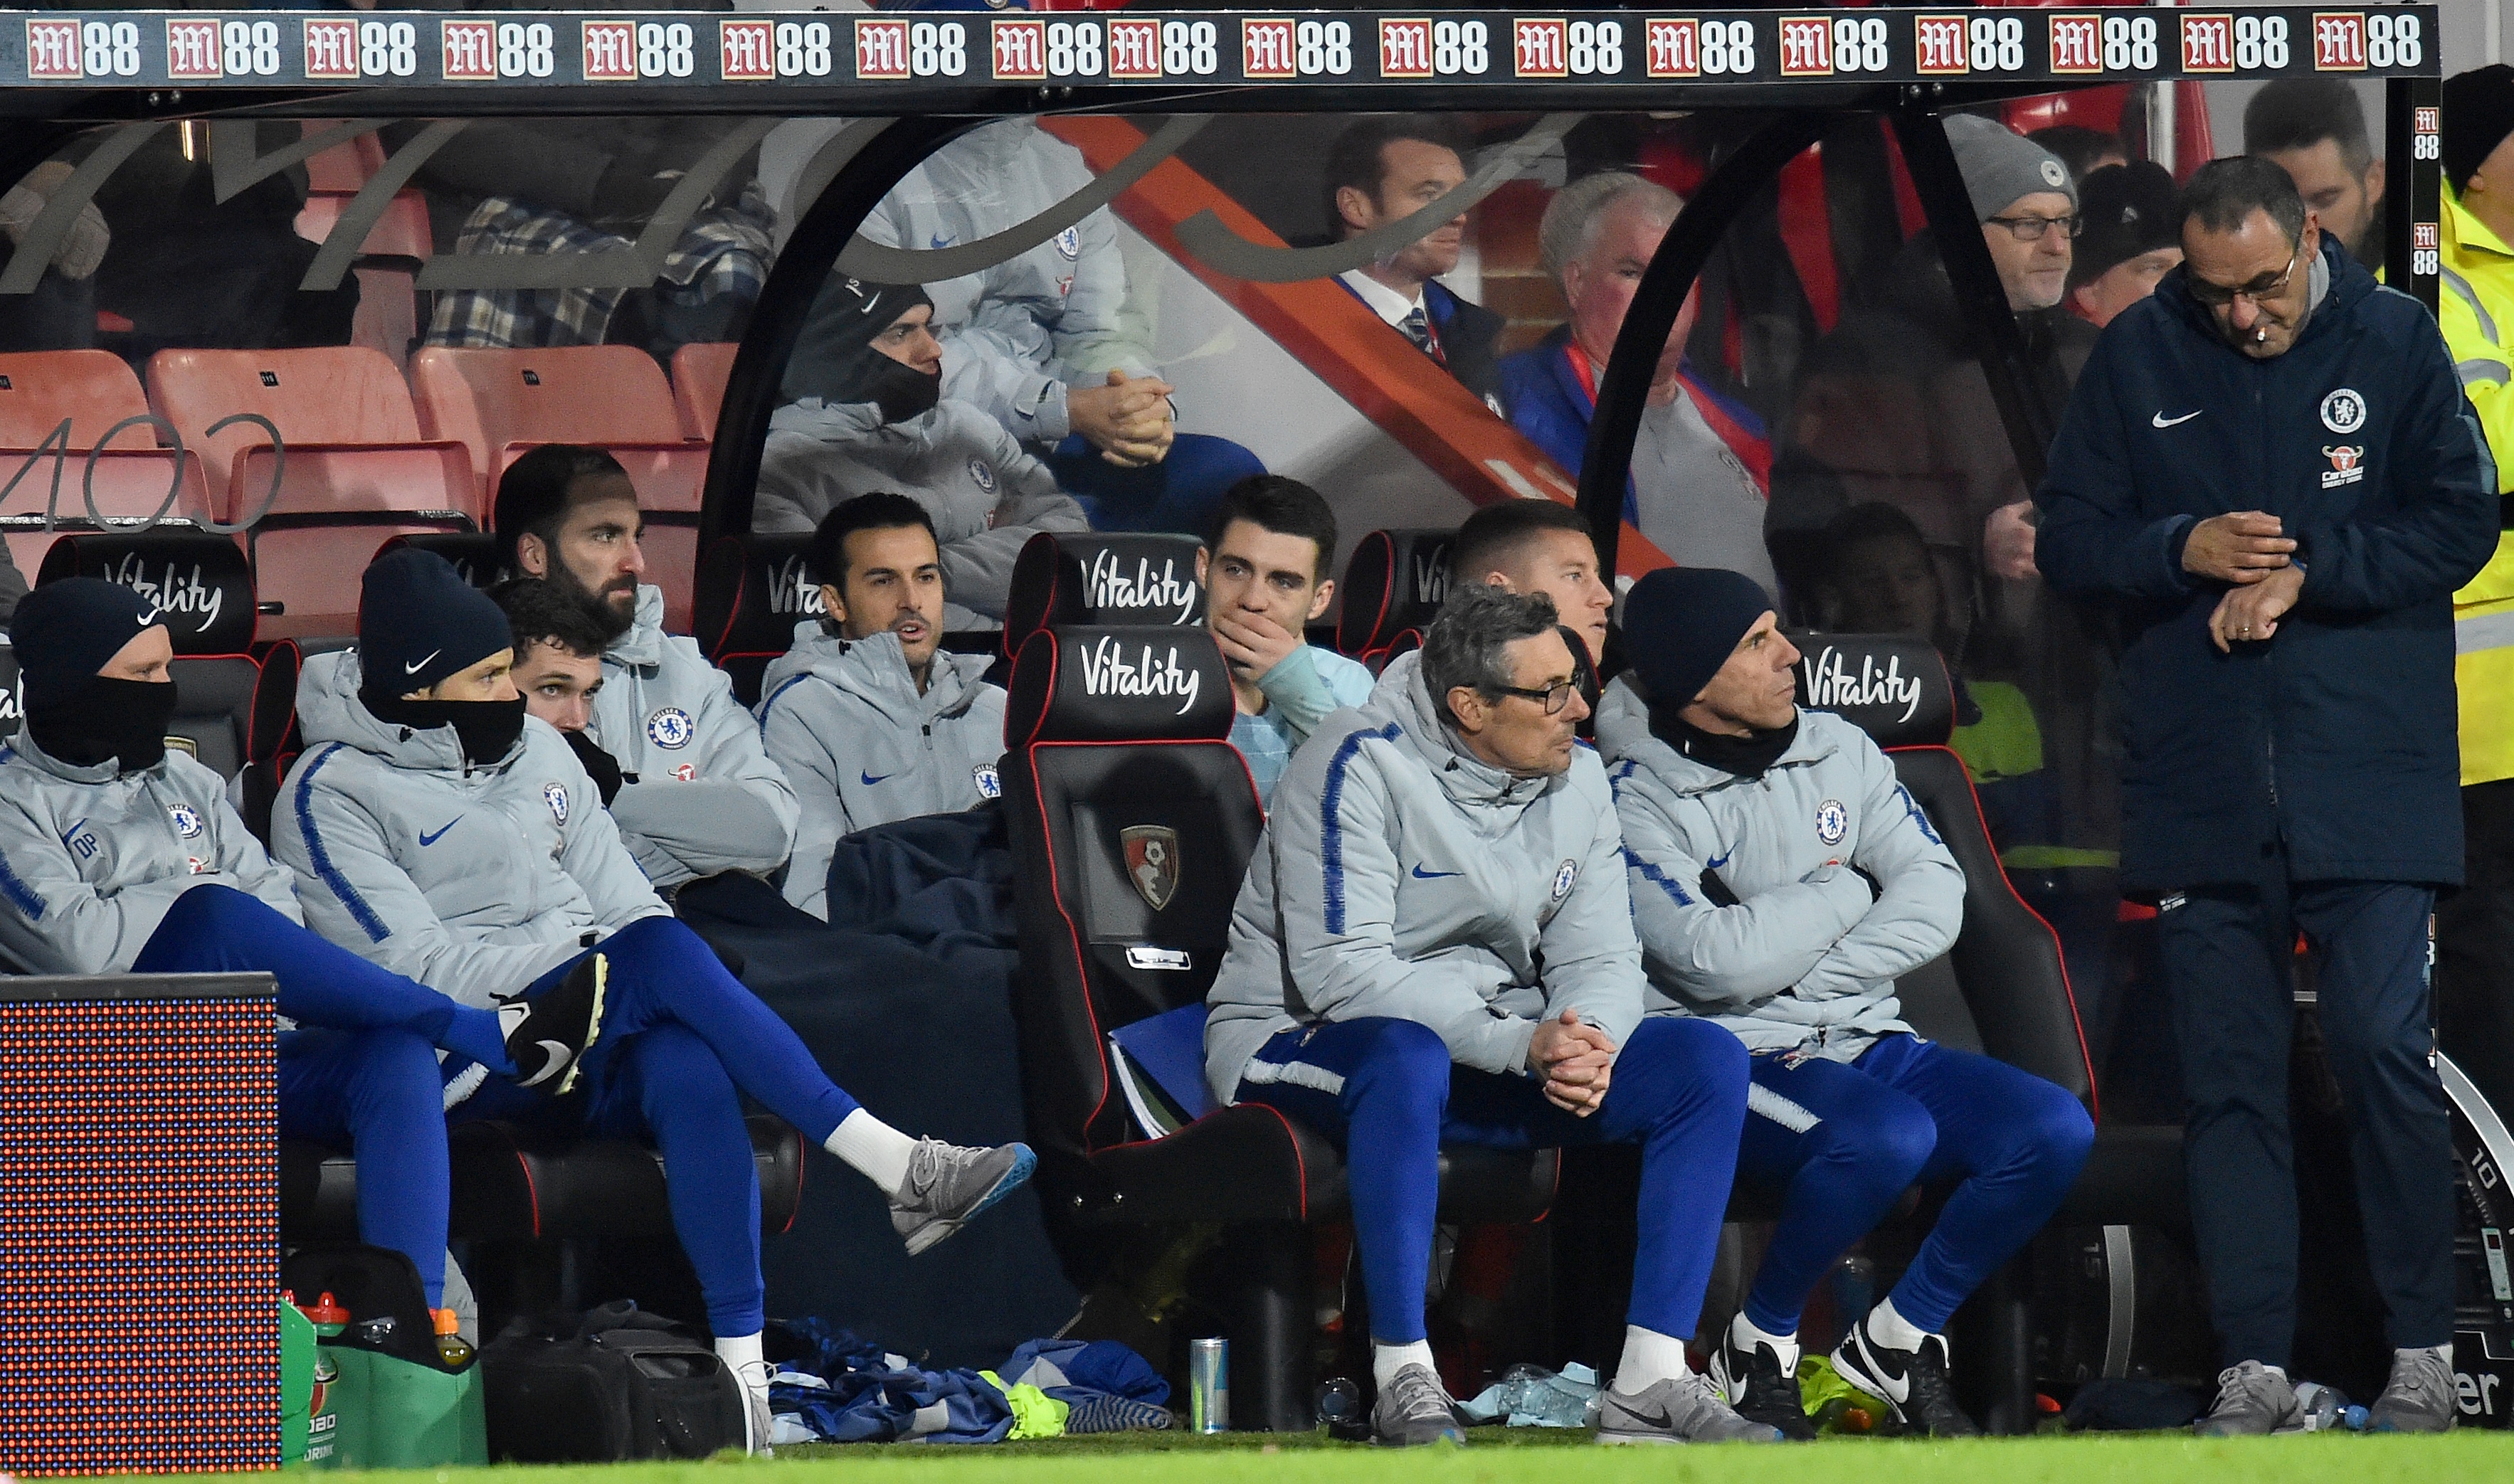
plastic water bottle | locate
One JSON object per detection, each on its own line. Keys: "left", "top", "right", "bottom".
{"left": 2293, "top": 1381, "right": 2360, "bottom": 1431}
{"left": 431, "top": 1309, "right": 474, "bottom": 1371}
{"left": 1496, "top": 1364, "right": 1597, "bottom": 1428}
{"left": 1313, "top": 1377, "right": 1361, "bottom": 1431}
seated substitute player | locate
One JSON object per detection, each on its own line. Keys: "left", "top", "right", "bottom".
{"left": 1597, "top": 567, "right": 2094, "bottom": 1438}
{"left": 0, "top": 578, "right": 601, "bottom": 1318}
{"left": 1204, "top": 583, "right": 1773, "bottom": 1447}
{"left": 496, "top": 445, "right": 799, "bottom": 892}
{"left": 275, "top": 549, "right": 1035, "bottom": 1452}
{"left": 757, "top": 493, "right": 1008, "bottom": 921}
{"left": 1197, "top": 475, "right": 1375, "bottom": 807}
{"left": 492, "top": 576, "right": 624, "bottom": 802}
{"left": 1449, "top": 499, "right": 1616, "bottom": 672}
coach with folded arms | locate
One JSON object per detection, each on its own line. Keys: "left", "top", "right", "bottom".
{"left": 2036, "top": 156, "right": 2497, "bottom": 1436}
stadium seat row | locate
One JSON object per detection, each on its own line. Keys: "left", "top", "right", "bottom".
{"left": 0, "top": 343, "right": 735, "bottom": 637}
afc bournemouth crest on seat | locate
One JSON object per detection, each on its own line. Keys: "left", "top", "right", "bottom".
{"left": 1121, "top": 825, "right": 1180, "bottom": 911}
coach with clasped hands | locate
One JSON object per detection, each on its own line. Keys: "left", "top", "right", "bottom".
{"left": 2037, "top": 157, "right": 2497, "bottom": 1437}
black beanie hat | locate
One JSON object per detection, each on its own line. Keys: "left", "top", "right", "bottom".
{"left": 359, "top": 548, "right": 513, "bottom": 697}
{"left": 2445, "top": 65, "right": 2514, "bottom": 194}
{"left": 2069, "top": 161, "right": 2180, "bottom": 290}
{"left": 780, "top": 277, "right": 937, "bottom": 405}
{"left": 1620, "top": 567, "right": 1776, "bottom": 709}
{"left": 8, "top": 577, "right": 166, "bottom": 703}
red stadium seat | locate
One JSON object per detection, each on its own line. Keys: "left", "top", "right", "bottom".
{"left": 300, "top": 121, "right": 389, "bottom": 194}
{"left": 671, "top": 341, "right": 737, "bottom": 442}
{"left": 413, "top": 345, "right": 707, "bottom": 631}
{"left": 146, "top": 347, "right": 480, "bottom": 641}
{"left": 0, "top": 350, "right": 216, "bottom": 581}
{"left": 293, "top": 190, "right": 431, "bottom": 369}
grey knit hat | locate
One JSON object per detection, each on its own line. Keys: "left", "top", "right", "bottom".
{"left": 1945, "top": 115, "right": 2079, "bottom": 221}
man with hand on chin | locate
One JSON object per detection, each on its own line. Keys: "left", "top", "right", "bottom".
{"left": 1599, "top": 566, "right": 2091, "bottom": 1441}
{"left": 2038, "top": 157, "right": 2496, "bottom": 1436}
{"left": 758, "top": 494, "right": 1007, "bottom": 920}
{"left": 1204, "top": 584, "right": 1768, "bottom": 1448}
{"left": 497, "top": 445, "right": 798, "bottom": 893}
{"left": 1198, "top": 476, "right": 1375, "bottom": 807}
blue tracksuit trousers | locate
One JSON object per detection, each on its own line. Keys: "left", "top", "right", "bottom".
{"left": 456, "top": 914, "right": 866, "bottom": 1337}
{"left": 1050, "top": 433, "right": 1265, "bottom": 536}
{"left": 1239, "top": 1015, "right": 1750, "bottom": 1345}
{"left": 2158, "top": 879, "right": 2455, "bottom": 1366}
{"left": 1734, "top": 1034, "right": 2093, "bottom": 1337}
{"left": 132, "top": 884, "right": 483, "bottom": 1307}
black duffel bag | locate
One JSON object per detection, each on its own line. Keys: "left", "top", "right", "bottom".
{"left": 480, "top": 1301, "right": 746, "bottom": 1460}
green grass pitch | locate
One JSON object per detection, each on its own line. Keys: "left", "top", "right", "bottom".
{"left": 192, "top": 1427, "right": 2510, "bottom": 1484}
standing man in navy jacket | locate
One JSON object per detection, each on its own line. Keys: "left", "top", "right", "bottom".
{"left": 2037, "top": 157, "right": 2498, "bottom": 1436}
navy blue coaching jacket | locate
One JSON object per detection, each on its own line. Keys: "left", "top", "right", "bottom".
{"left": 2036, "top": 235, "right": 2498, "bottom": 891}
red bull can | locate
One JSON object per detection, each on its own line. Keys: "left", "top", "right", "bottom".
{"left": 1189, "top": 1336, "right": 1229, "bottom": 1431}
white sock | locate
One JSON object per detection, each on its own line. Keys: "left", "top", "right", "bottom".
{"left": 1730, "top": 1310, "right": 1801, "bottom": 1374}
{"left": 1615, "top": 1325, "right": 1691, "bottom": 1392}
{"left": 1866, "top": 1296, "right": 1931, "bottom": 1354}
{"left": 823, "top": 1108, "right": 918, "bottom": 1197}
{"left": 1373, "top": 1340, "right": 1437, "bottom": 1390}
{"left": 715, "top": 1331, "right": 766, "bottom": 1389}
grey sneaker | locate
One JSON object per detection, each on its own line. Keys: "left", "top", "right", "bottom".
{"left": 2370, "top": 1345, "right": 2456, "bottom": 1433}
{"left": 887, "top": 1138, "right": 1037, "bottom": 1256}
{"left": 1596, "top": 1372, "right": 1787, "bottom": 1444}
{"left": 1371, "top": 1362, "right": 1464, "bottom": 1447}
{"left": 728, "top": 1357, "right": 775, "bottom": 1457}
{"left": 2194, "top": 1360, "right": 2304, "bottom": 1436}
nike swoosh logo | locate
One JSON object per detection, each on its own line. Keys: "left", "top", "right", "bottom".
{"left": 418, "top": 818, "right": 462, "bottom": 847}
{"left": 1706, "top": 851, "right": 1733, "bottom": 869}
{"left": 929, "top": 233, "right": 953, "bottom": 250}
{"left": 1411, "top": 864, "right": 1461, "bottom": 879}
{"left": 405, "top": 649, "right": 442, "bottom": 675}
{"left": 860, "top": 771, "right": 890, "bottom": 787}
{"left": 2152, "top": 409, "right": 2203, "bottom": 428}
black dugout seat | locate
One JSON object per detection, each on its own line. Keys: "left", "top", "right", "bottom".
{"left": 693, "top": 532, "right": 816, "bottom": 707}
{"left": 1791, "top": 632, "right": 2187, "bottom": 1424}
{"left": 1003, "top": 531, "right": 1206, "bottom": 657}
{"left": 1001, "top": 622, "right": 1556, "bottom": 1430}
{"left": 1336, "top": 529, "right": 1452, "bottom": 672}
{"left": 281, "top": 1114, "right": 803, "bottom": 1243}
{"left": 36, "top": 532, "right": 299, "bottom": 837}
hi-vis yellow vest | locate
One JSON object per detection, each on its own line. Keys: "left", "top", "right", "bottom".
{"left": 2438, "top": 190, "right": 2514, "bottom": 786}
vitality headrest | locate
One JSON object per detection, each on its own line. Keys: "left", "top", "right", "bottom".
{"left": 36, "top": 531, "right": 255, "bottom": 654}
{"left": 1337, "top": 529, "right": 1453, "bottom": 655}
{"left": 695, "top": 533, "right": 820, "bottom": 664}
{"left": 1790, "top": 632, "right": 1955, "bottom": 748}
{"left": 1003, "top": 533, "right": 1205, "bottom": 654}
{"left": 1005, "top": 625, "right": 1233, "bottom": 750}
{"left": 374, "top": 532, "right": 508, "bottom": 590}
{"left": 0, "top": 642, "right": 18, "bottom": 739}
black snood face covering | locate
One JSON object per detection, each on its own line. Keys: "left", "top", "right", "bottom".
{"left": 27, "top": 677, "right": 176, "bottom": 774}
{"left": 860, "top": 356, "right": 942, "bottom": 425}
{"left": 366, "top": 694, "right": 528, "bottom": 768}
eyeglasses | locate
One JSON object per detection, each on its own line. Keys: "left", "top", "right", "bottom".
{"left": 2186, "top": 245, "right": 2300, "bottom": 307}
{"left": 1984, "top": 213, "right": 2084, "bottom": 242}
{"left": 1489, "top": 679, "right": 1580, "bottom": 716}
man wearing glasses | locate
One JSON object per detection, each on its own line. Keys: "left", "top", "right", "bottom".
{"left": 1203, "top": 584, "right": 1770, "bottom": 1448}
{"left": 1597, "top": 567, "right": 2092, "bottom": 1440}
{"left": 2039, "top": 156, "right": 2498, "bottom": 1436}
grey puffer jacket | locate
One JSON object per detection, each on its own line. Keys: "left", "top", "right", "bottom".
{"left": 1593, "top": 677, "right": 1963, "bottom": 1061}
{"left": 752, "top": 397, "right": 1088, "bottom": 624}
{"left": 1203, "top": 651, "right": 1645, "bottom": 1104}
{"left": 0, "top": 728, "right": 300, "bottom": 975}
{"left": 756, "top": 625, "right": 1005, "bottom": 920}
{"left": 274, "top": 650, "right": 669, "bottom": 1012}
{"left": 593, "top": 583, "right": 800, "bottom": 889}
